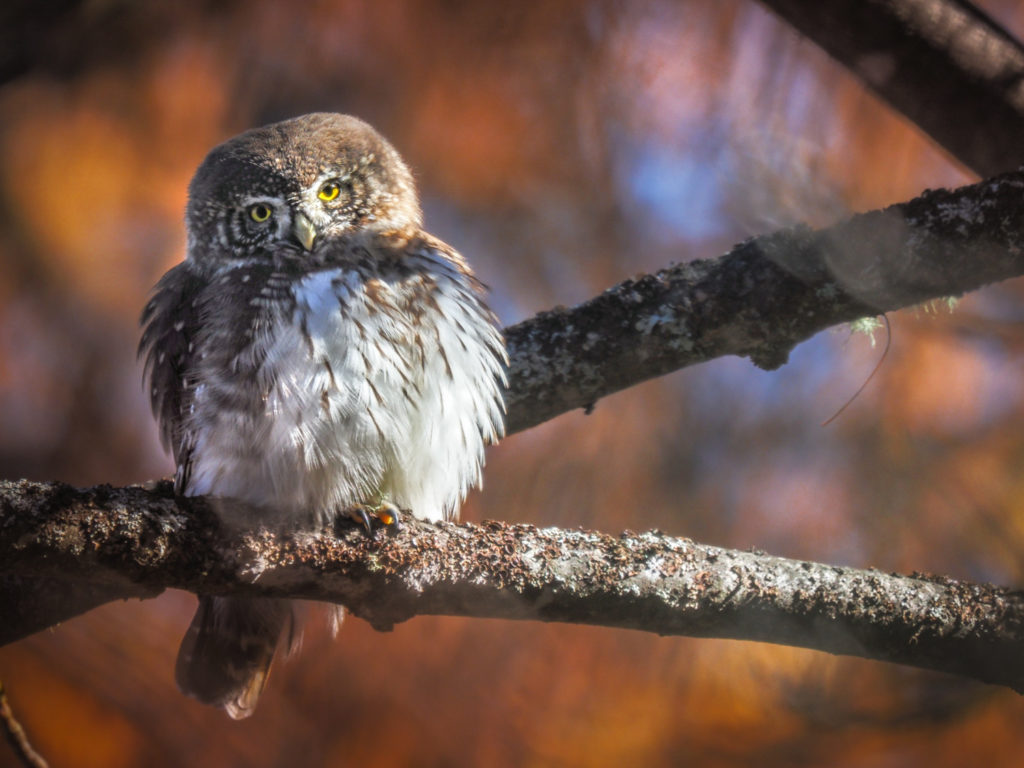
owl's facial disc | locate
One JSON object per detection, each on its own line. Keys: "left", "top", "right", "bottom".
{"left": 185, "top": 113, "right": 426, "bottom": 269}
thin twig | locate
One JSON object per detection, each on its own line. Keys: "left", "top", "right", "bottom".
{"left": 0, "top": 680, "right": 49, "bottom": 768}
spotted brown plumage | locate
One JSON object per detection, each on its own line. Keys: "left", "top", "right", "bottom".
{"left": 140, "top": 113, "right": 506, "bottom": 718}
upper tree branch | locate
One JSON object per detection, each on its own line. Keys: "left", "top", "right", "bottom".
{"left": 757, "top": 0, "right": 1024, "bottom": 177}
{"left": 3, "top": 479, "right": 1024, "bottom": 693}
{"left": 505, "top": 169, "right": 1024, "bottom": 434}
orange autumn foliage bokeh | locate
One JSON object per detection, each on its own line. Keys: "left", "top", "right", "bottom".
{"left": 3, "top": 1, "right": 1024, "bottom": 766}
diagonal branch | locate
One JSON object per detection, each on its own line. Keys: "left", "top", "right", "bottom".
{"left": 505, "top": 168, "right": 1024, "bottom": 433}
{"left": 3, "top": 479, "right": 1024, "bottom": 692}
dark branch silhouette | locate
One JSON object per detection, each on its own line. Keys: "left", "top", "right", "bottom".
{"left": 758, "top": 0, "right": 1024, "bottom": 177}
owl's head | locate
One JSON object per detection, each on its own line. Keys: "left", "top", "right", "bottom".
{"left": 185, "top": 113, "right": 422, "bottom": 267}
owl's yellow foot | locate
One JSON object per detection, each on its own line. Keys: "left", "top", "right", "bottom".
{"left": 345, "top": 501, "right": 402, "bottom": 537}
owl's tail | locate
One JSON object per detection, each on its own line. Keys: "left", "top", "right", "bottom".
{"left": 175, "top": 595, "right": 295, "bottom": 719}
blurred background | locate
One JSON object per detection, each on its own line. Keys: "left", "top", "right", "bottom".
{"left": 2, "top": 0, "right": 1024, "bottom": 765}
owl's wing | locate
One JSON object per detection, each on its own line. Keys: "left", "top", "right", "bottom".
{"left": 139, "top": 262, "right": 206, "bottom": 493}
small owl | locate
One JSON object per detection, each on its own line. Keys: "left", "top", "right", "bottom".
{"left": 140, "top": 113, "right": 506, "bottom": 718}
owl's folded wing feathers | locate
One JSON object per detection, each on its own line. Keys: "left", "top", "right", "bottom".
{"left": 139, "top": 262, "right": 206, "bottom": 492}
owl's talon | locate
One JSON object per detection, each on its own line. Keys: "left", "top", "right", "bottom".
{"left": 348, "top": 506, "right": 375, "bottom": 537}
{"left": 345, "top": 502, "right": 401, "bottom": 537}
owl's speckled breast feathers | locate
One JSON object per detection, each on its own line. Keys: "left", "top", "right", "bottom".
{"left": 143, "top": 229, "right": 504, "bottom": 523}
{"left": 139, "top": 113, "right": 506, "bottom": 718}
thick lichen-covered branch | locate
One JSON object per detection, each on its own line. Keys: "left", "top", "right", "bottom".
{"left": 3, "top": 480, "right": 1024, "bottom": 692}
{"left": 504, "top": 169, "right": 1024, "bottom": 433}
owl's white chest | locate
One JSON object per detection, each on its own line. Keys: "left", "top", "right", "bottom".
{"left": 184, "top": 257, "right": 505, "bottom": 523}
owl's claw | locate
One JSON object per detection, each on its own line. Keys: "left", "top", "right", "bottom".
{"left": 349, "top": 506, "right": 374, "bottom": 536}
{"left": 345, "top": 502, "right": 402, "bottom": 538}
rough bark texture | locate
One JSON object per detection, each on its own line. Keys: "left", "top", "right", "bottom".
{"left": 758, "top": 0, "right": 1024, "bottom": 178}
{"left": 3, "top": 480, "right": 1024, "bottom": 692}
{"left": 505, "top": 168, "right": 1024, "bottom": 434}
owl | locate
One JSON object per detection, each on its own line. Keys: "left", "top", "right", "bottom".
{"left": 139, "top": 113, "right": 507, "bottom": 718}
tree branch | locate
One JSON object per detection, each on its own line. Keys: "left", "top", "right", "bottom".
{"left": 757, "top": 0, "right": 1024, "bottom": 178}
{"left": 2, "top": 479, "right": 1023, "bottom": 692}
{"left": 505, "top": 168, "right": 1024, "bottom": 434}
{"left": 5, "top": 169, "right": 1024, "bottom": 688}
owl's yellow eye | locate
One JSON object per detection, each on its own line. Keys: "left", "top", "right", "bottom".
{"left": 249, "top": 203, "right": 272, "bottom": 222}
{"left": 318, "top": 180, "right": 341, "bottom": 202}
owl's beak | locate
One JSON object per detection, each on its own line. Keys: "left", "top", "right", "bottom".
{"left": 292, "top": 212, "right": 317, "bottom": 251}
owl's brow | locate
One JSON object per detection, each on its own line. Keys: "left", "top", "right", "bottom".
{"left": 239, "top": 194, "right": 287, "bottom": 208}
{"left": 312, "top": 169, "right": 352, "bottom": 185}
